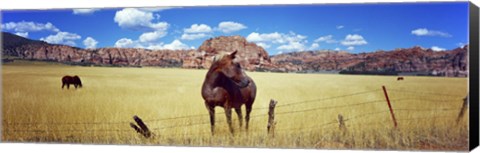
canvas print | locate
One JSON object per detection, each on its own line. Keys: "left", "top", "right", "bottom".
{"left": 1, "top": 2, "right": 473, "bottom": 151}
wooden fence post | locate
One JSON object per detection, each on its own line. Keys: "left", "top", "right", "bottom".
{"left": 267, "top": 99, "right": 278, "bottom": 137}
{"left": 382, "top": 86, "right": 398, "bottom": 128}
{"left": 456, "top": 93, "right": 469, "bottom": 124}
{"left": 130, "top": 115, "right": 152, "bottom": 138}
{"left": 130, "top": 122, "right": 143, "bottom": 134}
{"left": 338, "top": 114, "right": 346, "bottom": 131}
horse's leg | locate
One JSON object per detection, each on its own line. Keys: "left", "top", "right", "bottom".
{"left": 74, "top": 84, "right": 78, "bottom": 89}
{"left": 67, "top": 84, "right": 70, "bottom": 89}
{"left": 225, "top": 107, "right": 234, "bottom": 134}
{"left": 245, "top": 104, "right": 252, "bottom": 131}
{"left": 234, "top": 108, "right": 243, "bottom": 128}
{"left": 62, "top": 83, "right": 65, "bottom": 89}
{"left": 205, "top": 102, "right": 215, "bottom": 135}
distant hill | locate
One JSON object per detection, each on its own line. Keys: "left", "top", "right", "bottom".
{"left": 271, "top": 46, "right": 468, "bottom": 77}
{"left": 1, "top": 32, "right": 468, "bottom": 77}
{"left": 1, "top": 32, "right": 194, "bottom": 67}
{"left": 2, "top": 32, "right": 48, "bottom": 57}
{"left": 2, "top": 32, "right": 46, "bottom": 48}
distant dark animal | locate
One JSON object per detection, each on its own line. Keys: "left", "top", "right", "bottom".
{"left": 62, "top": 75, "right": 82, "bottom": 89}
{"left": 397, "top": 77, "right": 404, "bottom": 81}
{"left": 201, "top": 50, "right": 257, "bottom": 135}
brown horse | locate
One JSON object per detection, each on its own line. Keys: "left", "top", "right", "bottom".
{"left": 397, "top": 77, "right": 404, "bottom": 81}
{"left": 62, "top": 75, "right": 82, "bottom": 89}
{"left": 201, "top": 50, "right": 257, "bottom": 135}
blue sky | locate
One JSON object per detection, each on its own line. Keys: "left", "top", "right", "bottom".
{"left": 1, "top": 2, "right": 469, "bottom": 55}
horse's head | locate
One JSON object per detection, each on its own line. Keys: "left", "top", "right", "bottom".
{"left": 213, "top": 50, "right": 250, "bottom": 88}
{"left": 73, "top": 75, "right": 83, "bottom": 88}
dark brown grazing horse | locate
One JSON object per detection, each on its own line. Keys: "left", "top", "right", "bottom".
{"left": 62, "top": 75, "right": 82, "bottom": 89}
{"left": 201, "top": 50, "right": 257, "bottom": 135}
{"left": 397, "top": 77, "right": 404, "bottom": 81}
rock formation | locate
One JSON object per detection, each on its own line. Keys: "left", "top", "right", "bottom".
{"left": 187, "top": 35, "right": 272, "bottom": 71}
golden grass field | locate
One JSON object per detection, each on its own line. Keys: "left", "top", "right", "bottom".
{"left": 1, "top": 60, "right": 469, "bottom": 151}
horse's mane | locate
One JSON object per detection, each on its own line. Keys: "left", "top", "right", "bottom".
{"left": 212, "top": 52, "right": 229, "bottom": 63}
{"left": 208, "top": 52, "right": 230, "bottom": 71}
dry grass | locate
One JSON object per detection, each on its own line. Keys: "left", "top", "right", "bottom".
{"left": 1, "top": 60, "right": 469, "bottom": 151}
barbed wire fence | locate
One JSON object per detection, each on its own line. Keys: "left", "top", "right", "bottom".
{"left": 2, "top": 85, "right": 469, "bottom": 140}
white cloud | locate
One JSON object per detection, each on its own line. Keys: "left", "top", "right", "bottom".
{"left": 15, "top": 32, "right": 29, "bottom": 38}
{"left": 216, "top": 21, "right": 247, "bottom": 33}
{"left": 284, "top": 31, "right": 307, "bottom": 43}
{"left": 247, "top": 32, "right": 306, "bottom": 44}
{"left": 277, "top": 42, "right": 306, "bottom": 52}
{"left": 255, "top": 42, "right": 271, "bottom": 49}
{"left": 246, "top": 32, "right": 283, "bottom": 43}
{"left": 411, "top": 28, "right": 451, "bottom": 37}
{"left": 139, "top": 31, "right": 167, "bottom": 43}
{"left": 83, "top": 37, "right": 98, "bottom": 49}
{"left": 309, "top": 43, "right": 319, "bottom": 50}
{"left": 114, "top": 8, "right": 169, "bottom": 31}
{"left": 149, "top": 22, "right": 169, "bottom": 31}
{"left": 114, "top": 29, "right": 193, "bottom": 50}
{"left": 5, "top": 21, "right": 83, "bottom": 46}
{"left": 180, "top": 24, "right": 213, "bottom": 40}
{"left": 347, "top": 46, "right": 355, "bottom": 51}
{"left": 247, "top": 31, "right": 308, "bottom": 52}
{"left": 314, "top": 35, "right": 337, "bottom": 43}
{"left": 341, "top": 34, "right": 368, "bottom": 46}
{"left": 184, "top": 24, "right": 212, "bottom": 33}
{"left": 161, "top": 39, "right": 190, "bottom": 50}
{"left": 335, "top": 47, "right": 341, "bottom": 51}
{"left": 431, "top": 46, "right": 446, "bottom": 51}
{"left": 181, "top": 33, "right": 210, "bottom": 40}
{"left": 246, "top": 33, "right": 262, "bottom": 41}
{"left": 137, "top": 7, "right": 180, "bottom": 12}
{"left": 40, "top": 32, "right": 81, "bottom": 46}
{"left": 411, "top": 28, "right": 428, "bottom": 35}
{"left": 336, "top": 25, "right": 344, "bottom": 29}
{"left": 2, "top": 21, "right": 60, "bottom": 33}
{"left": 114, "top": 38, "right": 136, "bottom": 48}
{"left": 73, "top": 9, "right": 99, "bottom": 15}
{"left": 148, "top": 39, "right": 191, "bottom": 50}
{"left": 456, "top": 42, "right": 467, "bottom": 48}
{"left": 112, "top": 8, "right": 177, "bottom": 48}
{"left": 2, "top": 21, "right": 84, "bottom": 47}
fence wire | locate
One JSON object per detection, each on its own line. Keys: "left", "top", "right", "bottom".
{"left": 387, "top": 88, "right": 465, "bottom": 98}
{"left": 2, "top": 88, "right": 466, "bottom": 137}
